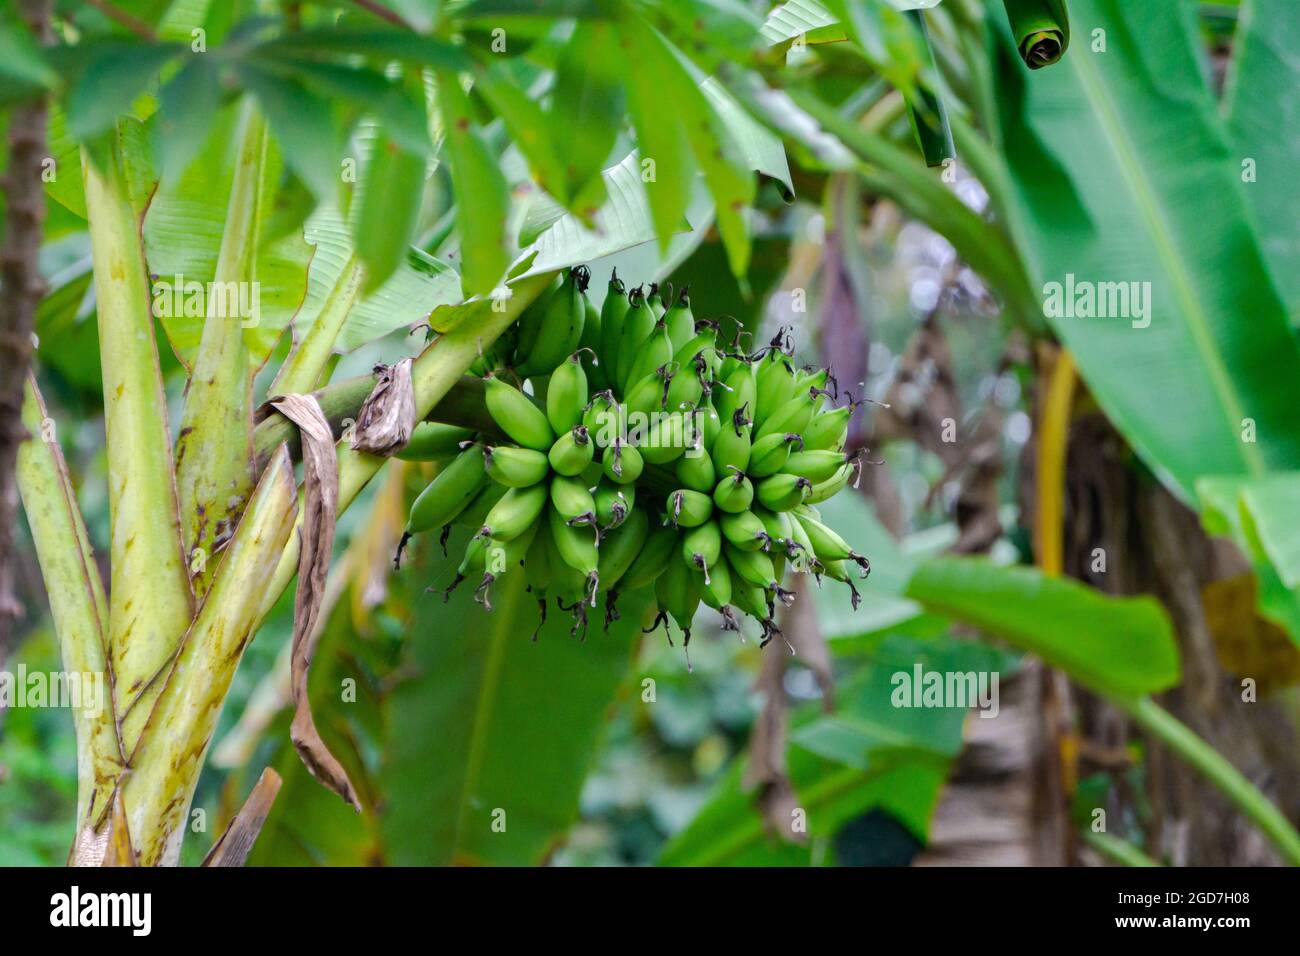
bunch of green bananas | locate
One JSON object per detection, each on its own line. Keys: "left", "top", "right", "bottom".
{"left": 397, "top": 266, "right": 870, "bottom": 657}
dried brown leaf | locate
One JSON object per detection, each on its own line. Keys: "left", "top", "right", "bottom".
{"left": 202, "top": 768, "right": 283, "bottom": 866}
{"left": 100, "top": 788, "right": 137, "bottom": 867}
{"left": 349, "top": 359, "right": 416, "bottom": 456}
{"left": 269, "top": 393, "right": 361, "bottom": 812}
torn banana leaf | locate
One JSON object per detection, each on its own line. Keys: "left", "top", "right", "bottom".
{"left": 1002, "top": 0, "right": 1070, "bottom": 69}
{"left": 904, "top": 9, "right": 955, "bottom": 166}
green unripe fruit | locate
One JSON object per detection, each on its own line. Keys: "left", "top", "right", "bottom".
{"left": 675, "top": 447, "right": 716, "bottom": 493}
{"left": 713, "top": 468, "right": 754, "bottom": 514}
{"left": 755, "top": 391, "right": 816, "bottom": 440}
{"left": 756, "top": 473, "right": 813, "bottom": 512}
{"left": 784, "top": 449, "right": 849, "bottom": 483}
{"left": 483, "top": 444, "right": 550, "bottom": 488}
{"left": 478, "top": 483, "right": 549, "bottom": 542}
{"left": 616, "top": 288, "right": 655, "bottom": 392}
{"left": 546, "top": 352, "right": 589, "bottom": 434}
{"left": 595, "top": 479, "right": 635, "bottom": 528}
{"left": 747, "top": 432, "right": 802, "bottom": 478}
{"left": 396, "top": 423, "right": 475, "bottom": 462}
{"left": 710, "top": 408, "right": 752, "bottom": 475}
{"left": 602, "top": 438, "right": 644, "bottom": 484}
{"left": 667, "top": 489, "right": 713, "bottom": 528}
{"left": 548, "top": 425, "right": 595, "bottom": 476}
{"left": 715, "top": 361, "right": 755, "bottom": 424}
{"left": 621, "top": 525, "right": 679, "bottom": 591}
{"left": 484, "top": 375, "right": 554, "bottom": 451}
{"left": 597, "top": 505, "right": 650, "bottom": 591}
{"left": 681, "top": 520, "right": 722, "bottom": 580}
{"left": 550, "top": 474, "right": 596, "bottom": 524}
{"left": 801, "top": 404, "right": 852, "bottom": 451}
{"left": 720, "top": 509, "right": 771, "bottom": 552}
{"left": 407, "top": 447, "right": 488, "bottom": 533}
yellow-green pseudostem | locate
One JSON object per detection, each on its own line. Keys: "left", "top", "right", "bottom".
{"left": 16, "top": 377, "right": 125, "bottom": 843}
{"left": 124, "top": 445, "right": 298, "bottom": 866}
{"left": 272, "top": 253, "right": 366, "bottom": 395}
{"left": 174, "top": 100, "right": 266, "bottom": 603}
{"left": 82, "top": 142, "right": 194, "bottom": 755}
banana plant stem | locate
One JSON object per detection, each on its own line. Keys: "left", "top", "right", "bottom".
{"left": 1117, "top": 695, "right": 1300, "bottom": 866}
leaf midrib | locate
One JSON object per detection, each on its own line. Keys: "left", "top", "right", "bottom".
{"left": 447, "top": 574, "right": 521, "bottom": 862}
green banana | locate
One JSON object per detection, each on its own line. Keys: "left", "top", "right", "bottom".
{"left": 675, "top": 445, "right": 716, "bottom": 492}
{"left": 548, "top": 425, "right": 595, "bottom": 476}
{"left": 792, "top": 511, "right": 871, "bottom": 576}
{"left": 672, "top": 319, "right": 719, "bottom": 373}
{"left": 652, "top": 557, "right": 701, "bottom": 651}
{"left": 513, "top": 275, "right": 560, "bottom": 361}
{"left": 624, "top": 364, "right": 674, "bottom": 418}
{"left": 682, "top": 520, "right": 722, "bottom": 581}
{"left": 599, "top": 269, "right": 629, "bottom": 376}
{"left": 664, "top": 358, "right": 705, "bottom": 411}
{"left": 754, "top": 390, "right": 816, "bottom": 440}
{"left": 816, "top": 557, "right": 862, "bottom": 610}
{"left": 639, "top": 411, "right": 692, "bottom": 464}
{"left": 597, "top": 505, "right": 649, "bottom": 593}
{"left": 453, "top": 480, "right": 507, "bottom": 529}
{"left": 478, "top": 482, "right": 548, "bottom": 542}
{"left": 712, "top": 467, "right": 754, "bottom": 514}
{"left": 720, "top": 509, "right": 771, "bottom": 552}
{"left": 698, "top": 556, "right": 741, "bottom": 633}
{"left": 756, "top": 473, "right": 812, "bottom": 512}
{"left": 710, "top": 407, "right": 752, "bottom": 476}
{"left": 621, "top": 524, "right": 679, "bottom": 591}
{"left": 482, "top": 444, "right": 549, "bottom": 488}
{"left": 484, "top": 374, "right": 554, "bottom": 451}
{"left": 667, "top": 489, "right": 713, "bottom": 528}
{"left": 624, "top": 319, "right": 675, "bottom": 391}
{"left": 474, "top": 523, "right": 539, "bottom": 610}
{"left": 516, "top": 265, "right": 588, "bottom": 377}
{"left": 546, "top": 351, "right": 589, "bottom": 434}
{"left": 806, "top": 462, "right": 856, "bottom": 504}
{"left": 747, "top": 431, "right": 802, "bottom": 478}
{"left": 406, "top": 447, "right": 488, "bottom": 534}
{"left": 616, "top": 287, "right": 655, "bottom": 392}
{"left": 800, "top": 403, "right": 851, "bottom": 451}
{"left": 714, "top": 360, "right": 755, "bottom": 424}
{"left": 753, "top": 344, "right": 799, "bottom": 424}
{"left": 663, "top": 285, "right": 697, "bottom": 351}
{"left": 550, "top": 474, "right": 597, "bottom": 524}
{"left": 594, "top": 479, "right": 634, "bottom": 528}
{"left": 724, "top": 543, "right": 794, "bottom": 608}
{"left": 579, "top": 295, "right": 606, "bottom": 391}
{"left": 396, "top": 423, "right": 474, "bottom": 462}
{"left": 784, "top": 449, "right": 849, "bottom": 483}
{"left": 602, "top": 437, "right": 644, "bottom": 484}
{"left": 548, "top": 506, "right": 600, "bottom": 603}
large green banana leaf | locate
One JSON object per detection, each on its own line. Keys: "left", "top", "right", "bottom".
{"left": 379, "top": 532, "right": 647, "bottom": 866}
{"left": 1225, "top": 0, "right": 1300, "bottom": 324}
{"left": 992, "top": 0, "right": 1300, "bottom": 501}
{"left": 143, "top": 101, "right": 313, "bottom": 368}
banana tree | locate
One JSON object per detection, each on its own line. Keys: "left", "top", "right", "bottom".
{"left": 8, "top": 0, "right": 796, "bottom": 865}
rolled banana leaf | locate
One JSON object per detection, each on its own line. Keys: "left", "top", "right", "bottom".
{"left": 1001, "top": 0, "right": 1070, "bottom": 69}
{"left": 904, "top": 9, "right": 955, "bottom": 167}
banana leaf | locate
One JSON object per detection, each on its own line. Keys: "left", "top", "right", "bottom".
{"left": 1001, "top": 0, "right": 1071, "bottom": 69}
